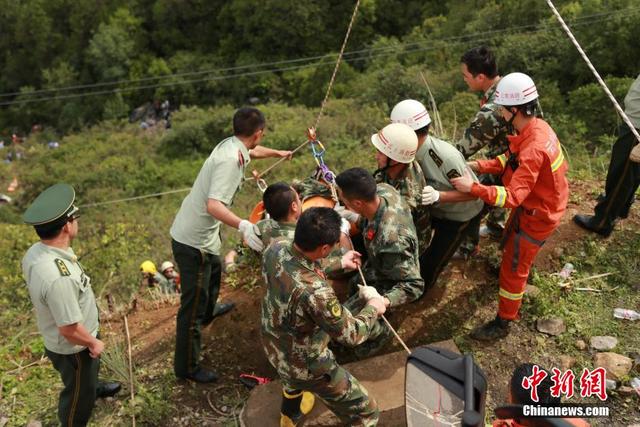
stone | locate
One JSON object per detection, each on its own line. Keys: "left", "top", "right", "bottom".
{"left": 559, "top": 355, "right": 576, "bottom": 370}
{"left": 590, "top": 336, "right": 618, "bottom": 351}
{"left": 575, "top": 339, "right": 587, "bottom": 350}
{"left": 524, "top": 285, "right": 540, "bottom": 298}
{"left": 25, "top": 422, "right": 42, "bottom": 427}
{"left": 552, "top": 247, "right": 564, "bottom": 258}
{"left": 594, "top": 352, "right": 633, "bottom": 380}
{"left": 617, "top": 386, "right": 636, "bottom": 396}
{"left": 536, "top": 317, "right": 566, "bottom": 336}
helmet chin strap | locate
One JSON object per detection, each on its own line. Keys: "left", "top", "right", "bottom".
{"left": 373, "top": 158, "right": 406, "bottom": 178}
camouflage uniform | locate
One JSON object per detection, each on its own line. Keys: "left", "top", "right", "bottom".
{"left": 256, "top": 218, "right": 296, "bottom": 248}
{"left": 455, "top": 80, "right": 511, "bottom": 253}
{"left": 374, "top": 161, "right": 431, "bottom": 256}
{"left": 356, "top": 183, "right": 424, "bottom": 306}
{"left": 261, "top": 240, "right": 380, "bottom": 426}
{"left": 292, "top": 175, "right": 334, "bottom": 201}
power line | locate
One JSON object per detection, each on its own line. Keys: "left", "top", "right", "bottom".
{"left": 0, "top": 6, "right": 637, "bottom": 106}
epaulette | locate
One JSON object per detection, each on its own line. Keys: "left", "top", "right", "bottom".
{"left": 54, "top": 258, "right": 71, "bottom": 277}
{"left": 428, "top": 149, "right": 443, "bottom": 167}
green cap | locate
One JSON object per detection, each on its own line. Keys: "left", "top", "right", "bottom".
{"left": 23, "top": 183, "right": 78, "bottom": 226}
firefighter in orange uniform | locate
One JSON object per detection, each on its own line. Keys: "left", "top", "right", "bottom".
{"left": 451, "top": 72, "right": 569, "bottom": 341}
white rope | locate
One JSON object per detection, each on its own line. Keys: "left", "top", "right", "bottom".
{"left": 78, "top": 187, "right": 190, "bottom": 208}
{"left": 546, "top": 0, "right": 640, "bottom": 149}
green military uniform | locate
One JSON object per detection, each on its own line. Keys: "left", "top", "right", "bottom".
{"left": 455, "top": 80, "right": 511, "bottom": 252}
{"left": 170, "top": 136, "right": 250, "bottom": 377}
{"left": 415, "top": 136, "right": 484, "bottom": 288}
{"left": 355, "top": 183, "right": 424, "bottom": 307}
{"left": 261, "top": 240, "right": 380, "bottom": 426}
{"left": 22, "top": 184, "right": 100, "bottom": 426}
{"left": 374, "top": 161, "right": 431, "bottom": 255}
{"left": 256, "top": 218, "right": 296, "bottom": 248}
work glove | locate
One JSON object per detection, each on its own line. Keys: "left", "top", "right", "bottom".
{"left": 334, "top": 204, "right": 360, "bottom": 223}
{"left": 421, "top": 185, "right": 440, "bottom": 205}
{"left": 340, "top": 218, "right": 351, "bottom": 235}
{"left": 238, "top": 219, "right": 264, "bottom": 252}
{"left": 340, "top": 250, "right": 361, "bottom": 271}
{"left": 357, "top": 284, "right": 382, "bottom": 301}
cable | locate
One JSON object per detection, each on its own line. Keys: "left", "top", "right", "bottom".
{"left": 545, "top": 0, "right": 640, "bottom": 148}
{"left": 78, "top": 187, "right": 190, "bottom": 208}
{"left": 0, "top": 5, "right": 637, "bottom": 105}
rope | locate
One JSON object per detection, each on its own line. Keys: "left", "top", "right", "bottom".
{"left": 78, "top": 187, "right": 190, "bottom": 208}
{"left": 354, "top": 261, "right": 411, "bottom": 355}
{"left": 344, "top": 233, "right": 411, "bottom": 355}
{"left": 545, "top": 0, "right": 640, "bottom": 148}
{"left": 253, "top": 0, "right": 362, "bottom": 181}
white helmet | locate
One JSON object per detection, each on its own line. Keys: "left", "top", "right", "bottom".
{"left": 390, "top": 99, "right": 432, "bottom": 130}
{"left": 371, "top": 123, "right": 418, "bottom": 164}
{"left": 160, "top": 261, "right": 175, "bottom": 273}
{"left": 494, "top": 72, "right": 538, "bottom": 106}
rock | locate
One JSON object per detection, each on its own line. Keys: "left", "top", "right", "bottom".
{"left": 559, "top": 355, "right": 576, "bottom": 370}
{"left": 25, "top": 422, "right": 42, "bottom": 427}
{"left": 552, "top": 247, "right": 564, "bottom": 258}
{"left": 617, "top": 386, "right": 636, "bottom": 396}
{"left": 575, "top": 339, "right": 587, "bottom": 350}
{"left": 590, "top": 336, "right": 618, "bottom": 351}
{"left": 525, "top": 285, "right": 540, "bottom": 298}
{"left": 0, "top": 417, "right": 9, "bottom": 427}
{"left": 536, "top": 317, "right": 566, "bottom": 336}
{"left": 594, "top": 352, "right": 633, "bottom": 380}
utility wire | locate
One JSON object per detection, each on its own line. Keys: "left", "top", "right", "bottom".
{"left": 0, "top": 11, "right": 631, "bottom": 108}
{"left": 0, "top": 6, "right": 637, "bottom": 105}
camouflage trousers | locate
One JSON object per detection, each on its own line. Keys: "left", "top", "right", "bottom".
{"left": 283, "top": 364, "right": 379, "bottom": 426}
{"left": 344, "top": 294, "right": 394, "bottom": 358}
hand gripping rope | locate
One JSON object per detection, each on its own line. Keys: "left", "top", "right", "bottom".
{"left": 545, "top": 0, "right": 640, "bottom": 160}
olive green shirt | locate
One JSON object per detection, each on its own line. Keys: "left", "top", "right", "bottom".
{"left": 22, "top": 242, "right": 99, "bottom": 355}
{"left": 170, "top": 136, "right": 251, "bottom": 255}
{"left": 624, "top": 74, "right": 640, "bottom": 130}
{"left": 416, "top": 135, "right": 484, "bottom": 222}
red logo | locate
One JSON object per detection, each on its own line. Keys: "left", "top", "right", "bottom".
{"left": 579, "top": 367, "right": 608, "bottom": 401}
{"left": 522, "top": 365, "right": 548, "bottom": 403}
{"left": 550, "top": 368, "right": 575, "bottom": 399}
{"left": 366, "top": 229, "right": 375, "bottom": 240}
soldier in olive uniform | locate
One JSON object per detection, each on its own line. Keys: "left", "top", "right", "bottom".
{"left": 369, "top": 123, "right": 431, "bottom": 257}
{"left": 255, "top": 182, "right": 301, "bottom": 247}
{"left": 261, "top": 207, "right": 386, "bottom": 426}
{"left": 170, "top": 107, "right": 291, "bottom": 382}
{"left": 390, "top": 100, "right": 484, "bottom": 290}
{"left": 456, "top": 46, "right": 511, "bottom": 257}
{"left": 22, "top": 183, "right": 120, "bottom": 426}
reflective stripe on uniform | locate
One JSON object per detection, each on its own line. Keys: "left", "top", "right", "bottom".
{"left": 497, "top": 153, "right": 508, "bottom": 169}
{"left": 494, "top": 186, "right": 507, "bottom": 207}
{"left": 550, "top": 149, "right": 565, "bottom": 172}
{"left": 499, "top": 287, "right": 524, "bottom": 301}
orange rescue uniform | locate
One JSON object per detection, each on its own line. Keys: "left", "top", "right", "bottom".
{"left": 469, "top": 117, "right": 569, "bottom": 320}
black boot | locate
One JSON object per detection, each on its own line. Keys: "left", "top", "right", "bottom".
{"left": 96, "top": 381, "right": 121, "bottom": 398}
{"left": 470, "top": 316, "right": 511, "bottom": 341}
{"left": 572, "top": 214, "right": 613, "bottom": 237}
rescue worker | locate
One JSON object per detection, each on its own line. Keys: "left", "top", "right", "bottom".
{"left": 368, "top": 122, "right": 431, "bottom": 257}
{"left": 22, "top": 183, "right": 120, "bottom": 426}
{"left": 170, "top": 107, "right": 292, "bottom": 382}
{"left": 456, "top": 46, "right": 511, "bottom": 258}
{"left": 160, "top": 261, "right": 181, "bottom": 293}
{"left": 261, "top": 207, "right": 386, "bottom": 426}
{"left": 255, "top": 182, "right": 302, "bottom": 247}
{"left": 139, "top": 260, "right": 173, "bottom": 294}
{"left": 335, "top": 168, "right": 423, "bottom": 356}
{"left": 450, "top": 73, "right": 569, "bottom": 340}
{"left": 390, "top": 100, "right": 484, "bottom": 289}
{"left": 573, "top": 74, "right": 640, "bottom": 236}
